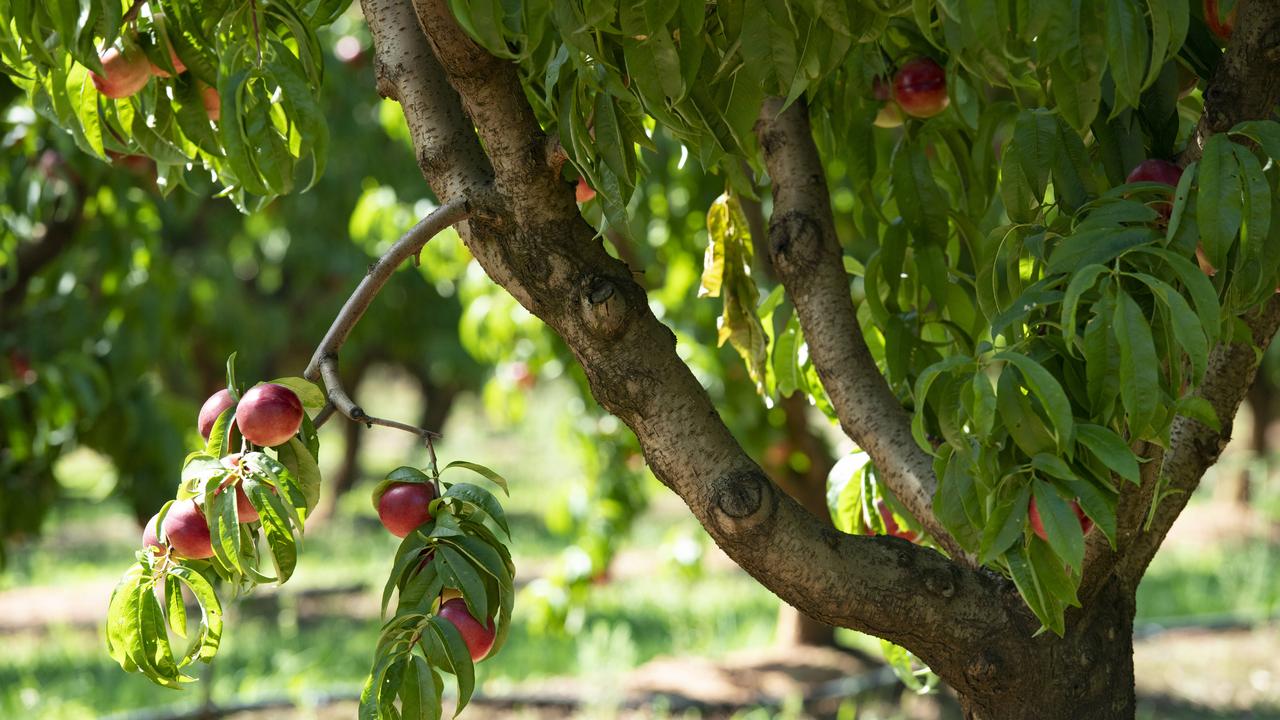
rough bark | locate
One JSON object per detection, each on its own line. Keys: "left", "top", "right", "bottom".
{"left": 755, "top": 96, "right": 966, "bottom": 562}
{"left": 957, "top": 575, "right": 1138, "bottom": 720}
{"left": 361, "top": 0, "right": 1280, "bottom": 714}
{"left": 771, "top": 393, "right": 837, "bottom": 647}
{"left": 364, "top": 0, "right": 1025, "bottom": 698}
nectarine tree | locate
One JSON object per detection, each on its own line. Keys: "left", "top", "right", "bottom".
{"left": 6, "top": 0, "right": 1280, "bottom": 718}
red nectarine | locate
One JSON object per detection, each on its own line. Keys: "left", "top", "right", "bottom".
{"left": 162, "top": 499, "right": 214, "bottom": 559}
{"left": 236, "top": 384, "right": 303, "bottom": 447}
{"left": 376, "top": 482, "right": 437, "bottom": 538}
{"left": 438, "top": 597, "right": 495, "bottom": 661}
{"left": 892, "top": 58, "right": 949, "bottom": 119}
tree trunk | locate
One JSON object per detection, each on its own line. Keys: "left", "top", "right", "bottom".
{"left": 954, "top": 579, "right": 1137, "bottom": 720}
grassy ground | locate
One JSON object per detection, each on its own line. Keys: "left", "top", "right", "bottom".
{"left": 2, "top": 377, "right": 1279, "bottom": 719}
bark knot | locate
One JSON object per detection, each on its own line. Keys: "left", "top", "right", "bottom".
{"left": 711, "top": 469, "right": 778, "bottom": 539}
{"left": 768, "top": 212, "right": 824, "bottom": 277}
{"left": 923, "top": 563, "right": 959, "bottom": 599}
{"left": 580, "top": 274, "right": 631, "bottom": 339}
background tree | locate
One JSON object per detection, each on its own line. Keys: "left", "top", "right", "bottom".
{"left": 3, "top": 0, "right": 1280, "bottom": 718}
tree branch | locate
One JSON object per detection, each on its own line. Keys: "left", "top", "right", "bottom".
{"left": 363, "top": 0, "right": 492, "bottom": 203}
{"left": 755, "top": 97, "right": 967, "bottom": 562}
{"left": 304, "top": 197, "right": 471, "bottom": 380}
{"left": 1082, "top": 0, "right": 1280, "bottom": 597}
{"left": 1182, "top": 0, "right": 1280, "bottom": 163}
{"left": 362, "top": 0, "right": 1022, "bottom": 686}
{"left": 303, "top": 197, "right": 469, "bottom": 439}
{"left": 1116, "top": 297, "right": 1280, "bottom": 582}
{"left": 411, "top": 0, "right": 572, "bottom": 228}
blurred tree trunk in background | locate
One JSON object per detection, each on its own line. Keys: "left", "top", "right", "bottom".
{"left": 771, "top": 393, "right": 837, "bottom": 648}
{"left": 1218, "top": 377, "right": 1275, "bottom": 506}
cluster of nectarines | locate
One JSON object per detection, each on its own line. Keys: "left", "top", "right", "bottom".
{"left": 374, "top": 479, "right": 497, "bottom": 661}
{"left": 141, "top": 383, "right": 303, "bottom": 561}
{"left": 91, "top": 36, "right": 219, "bottom": 121}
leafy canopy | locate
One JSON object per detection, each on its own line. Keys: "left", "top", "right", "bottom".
{"left": 6, "top": 0, "right": 1280, "bottom": 643}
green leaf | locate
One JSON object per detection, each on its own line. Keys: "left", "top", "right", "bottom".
{"left": 1128, "top": 272, "right": 1209, "bottom": 383}
{"left": 266, "top": 376, "right": 327, "bottom": 410}
{"left": 426, "top": 615, "right": 476, "bottom": 715}
{"left": 442, "top": 461, "right": 509, "bottom": 494}
{"left": 1232, "top": 143, "right": 1273, "bottom": 304}
{"left": 1083, "top": 292, "right": 1121, "bottom": 418}
{"left": 205, "top": 483, "right": 243, "bottom": 578}
{"left": 969, "top": 371, "right": 997, "bottom": 438}
{"left": 1013, "top": 109, "right": 1057, "bottom": 200}
{"left": 1032, "top": 481, "right": 1085, "bottom": 573}
{"left": 163, "top": 575, "right": 187, "bottom": 640}
{"left": 1131, "top": 247, "right": 1220, "bottom": 344}
{"left": 911, "top": 355, "right": 973, "bottom": 451}
{"left": 182, "top": 455, "right": 228, "bottom": 495}
{"left": 1166, "top": 160, "right": 1197, "bottom": 244}
{"left": 1061, "top": 475, "right": 1118, "bottom": 547}
{"left": 204, "top": 406, "right": 236, "bottom": 458}
{"left": 1105, "top": 0, "right": 1150, "bottom": 108}
{"left": 1047, "top": 228, "right": 1155, "bottom": 276}
{"left": 106, "top": 562, "right": 147, "bottom": 673}
{"left": 893, "top": 140, "right": 950, "bottom": 246}
{"left": 994, "top": 351, "right": 1075, "bottom": 452}
{"left": 438, "top": 545, "right": 487, "bottom": 624}
{"left": 169, "top": 564, "right": 223, "bottom": 663}
{"left": 1075, "top": 424, "right": 1141, "bottom": 484}
{"left": 400, "top": 655, "right": 443, "bottom": 720}
{"left": 1196, "top": 134, "right": 1243, "bottom": 271}
{"left": 1229, "top": 120, "right": 1280, "bottom": 163}
{"left": 1061, "top": 264, "right": 1110, "bottom": 352}
{"left": 442, "top": 483, "right": 509, "bottom": 538}
{"left": 446, "top": 534, "right": 513, "bottom": 614}
{"left": 138, "top": 585, "right": 184, "bottom": 687}
{"left": 1174, "top": 395, "right": 1221, "bottom": 431}
{"left": 979, "top": 483, "right": 1031, "bottom": 564}
{"left": 1113, "top": 290, "right": 1160, "bottom": 438}
{"left": 1031, "top": 454, "right": 1078, "bottom": 484}
{"left": 1026, "top": 535, "right": 1079, "bottom": 619}
{"left": 1005, "top": 544, "right": 1063, "bottom": 635}
{"left": 383, "top": 533, "right": 431, "bottom": 617}
{"left": 1051, "top": 59, "right": 1101, "bottom": 133}
{"left": 244, "top": 475, "right": 297, "bottom": 584}
{"left": 932, "top": 447, "right": 982, "bottom": 552}
{"left": 277, "top": 438, "right": 322, "bottom": 516}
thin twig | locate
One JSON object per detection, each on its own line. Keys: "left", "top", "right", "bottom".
{"left": 122, "top": 0, "right": 145, "bottom": 24}
{"left": 317, "top": 356, "right": 442, "bottom": 439}
{"left": 304, "top": 200, "right": 470, "bottom": 441}
{"left": 312, "top": 401, "right": 337, "bottom": 429}
{"left": 305, "top": 197, "right": 471, "bottom": 382}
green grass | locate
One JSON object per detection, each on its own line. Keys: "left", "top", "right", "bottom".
{"left": 0, "top": 496, "right": 779, "bottom": 718}
{"left": 1137, "top": 538, "right": 1280, "bottom": 624}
